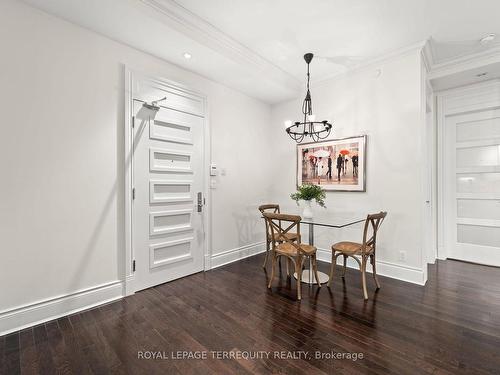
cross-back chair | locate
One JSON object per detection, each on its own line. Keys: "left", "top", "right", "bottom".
{"left": 258, "top": 204, "right": 299, "bottom": 268}
{"left": 328, "top": 211, "right": 387, "bottom": 300}
{"left": 263, "top": 212, "right": 320, "bottom": 300}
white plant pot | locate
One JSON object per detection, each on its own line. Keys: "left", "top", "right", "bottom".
{"left": 302, "top": 200, "right": 313, "bottom": 219}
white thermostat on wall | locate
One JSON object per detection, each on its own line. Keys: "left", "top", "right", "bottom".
{"left": 210, "top": 163, "right": 217, "bottom": 176}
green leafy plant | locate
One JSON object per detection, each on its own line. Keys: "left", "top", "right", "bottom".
{"left": 290, "top": 184, "right": 326, "bottom": 207}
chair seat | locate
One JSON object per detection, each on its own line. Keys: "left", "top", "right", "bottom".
{"left": 283, "top": 232, "right": 299, "bottom": 241}
{"left": 268, "top": 232, "right": 299, "bottom": 243}
{"left": 332, "top": 241, "right": 373, "bottom": 255}
{"left": 276, "top": 242, "right": 316, "bottom": 256}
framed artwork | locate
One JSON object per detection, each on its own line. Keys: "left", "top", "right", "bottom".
{"left": 296, "top": 135, "right": 366, "bottom": 192}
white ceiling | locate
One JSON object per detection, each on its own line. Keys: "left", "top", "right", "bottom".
{"left": 21, "top": 0, "right": 500, "bottom": 103}
{"left": 177, "top": 0, "right": 500, "bottom": 75}
{"left": 21, "top": 0, "right": 301, "bottom": 103}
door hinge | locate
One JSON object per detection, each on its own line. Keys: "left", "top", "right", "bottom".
{"left": 132, "top": 188, "right": 136, "bottom": 200}
{"left": 132, "top": 260, "right": 136, "bottom": 272}
{"left": 132, "top": 116, "right": 135, "bottom": 128}
{"left": 197, "top": 192, "right": 203, "bottom": 212}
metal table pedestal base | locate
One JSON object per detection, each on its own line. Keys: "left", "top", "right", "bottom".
{"left": 293, "top": 270, "right": 329, "bottom": 284}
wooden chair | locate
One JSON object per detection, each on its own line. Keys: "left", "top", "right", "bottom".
{"left": 258, "top": 204, "right": 299, "bottom": 268}
{"left": 328, "top": 212, "right": 387, "bottom": 300}
{"left": 263, "top": 212, "right": 321, "bottom": 300}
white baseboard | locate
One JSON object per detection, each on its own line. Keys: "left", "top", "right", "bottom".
{"left": 316, "top": 248, "right": 426, "bottom": 286}
{"left": 0, "top": 280, "right": 124, "bottom": 336}
{"left": 211, "top": 242, "right": 265, "bottom": 269}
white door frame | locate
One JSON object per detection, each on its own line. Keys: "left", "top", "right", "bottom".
{"left": 436, "top": 79, "right": 500, "bottom": 260}
{"left": 420, "top": 58, "right": 438, "bottom": 278}
{"left": 123, "top": 68, "right": 212, "bottom": 295}
{"left": 423, "top": 79, "right": 438, "bottom": 266}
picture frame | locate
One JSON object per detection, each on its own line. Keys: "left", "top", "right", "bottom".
{"left": 296, "top": 135, "right": 367, "bottom": 192}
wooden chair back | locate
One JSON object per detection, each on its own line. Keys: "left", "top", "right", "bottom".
{"left": 263, "top": 212, "right": 305, "bottom": 254}
{"left": 361, "top": 211, "right": 387, "bottom": 254}
{"left": 258, "top": 204, "right": 280, "bottom": 244}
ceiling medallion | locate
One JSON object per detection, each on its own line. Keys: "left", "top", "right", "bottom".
{"left": 285, "top": 53, "right": 332, "bottom": 143}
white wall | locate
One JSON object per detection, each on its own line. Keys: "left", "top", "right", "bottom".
{"left": 0, "top": 0, "right": 270, "bottom": 325}
{"left": 270, "top": 51, "right": 427, "bottom": 283}
{"left": 0, "top": 0, "right": 431, "bottom": 335}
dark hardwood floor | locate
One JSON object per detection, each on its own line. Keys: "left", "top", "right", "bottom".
{"left": 2, "top": 256, "right": 500, "bottom": 374}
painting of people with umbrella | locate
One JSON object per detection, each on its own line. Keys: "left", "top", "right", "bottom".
{"left": 297, "top": 135, "right": 366, "bottom": 191}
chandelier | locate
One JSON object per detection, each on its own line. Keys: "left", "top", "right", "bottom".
{"left": 285, "top": 53, "right": 332, "bottom": 143}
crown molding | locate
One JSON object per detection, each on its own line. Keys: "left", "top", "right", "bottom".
{"left": 140, "top": 0, "right": 300, "bottom": 92}
{"left": 313, "top": 40, "right": 427, "bottom": 86}
{"left": 428, "top": 45, "right": 500, "bottom": 80}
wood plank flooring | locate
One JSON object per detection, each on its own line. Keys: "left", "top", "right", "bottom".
{"left": 1, "top": 256, "right": 500, "bottom": 374}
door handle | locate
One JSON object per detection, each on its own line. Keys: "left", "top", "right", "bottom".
{"left": 197, "top": 192, "right": 203, "bottom": 212}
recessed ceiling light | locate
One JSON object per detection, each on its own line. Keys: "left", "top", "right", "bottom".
{"left": 183, "top": 52, "right": 192, "bottom": 59}
{"left": 480, "top": 34, "right": 496, "bottom": 45}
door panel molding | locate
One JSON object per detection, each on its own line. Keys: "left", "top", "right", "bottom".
{"left": 150, "top": 119, "right": 193, "bottom": 144}
{"left": 149, "top": 147, "right": 193, "bottom": 173}
{"left": 149, "top": 209, "right": 194, "bottom": 236}
{"left": 149, "top": 180, "right": 194, "bottom": 203}
{"left": 149, "top": 237, "right": 194, "bottom": 269}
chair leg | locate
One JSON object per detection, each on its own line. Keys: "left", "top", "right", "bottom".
{"left": 268, "top": 254, "right": 277, "bottom": 289}
{"left": 312, "top": 255, "right": 321, "bottom": 288}
{"left": 342, "top": 254, "right": 347, "bottom": 278}
{"left": 262, "top": 241, "right": 270, "bottom": 268}
{"left": 296, "top": 256, "right": 303, "bottom": 300}
{"left": 371, "top": 254, "right": 381, "bottom": 289}
{"left": 327, "top": 250, "right": 336, "bottom": 288}
{"left": 361, "top": 255, "right": 368, "bottom": 300}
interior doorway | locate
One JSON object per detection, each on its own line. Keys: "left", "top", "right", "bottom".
{"left": 438, "top": 81, "right": 500, "bottom": 266}
{"left": 125, "top": 71, "right": 209, "bottom": 292}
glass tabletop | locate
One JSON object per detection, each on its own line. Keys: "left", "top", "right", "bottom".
{"left": 278, "top": 206, "right": 367, "bottom": 228}
{"left": 300, "top": 215, "right": 365, "bottom": 228}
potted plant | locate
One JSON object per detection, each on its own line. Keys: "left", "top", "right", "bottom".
{"left": 290, "top": 184, "right": 326, "bottom": 218}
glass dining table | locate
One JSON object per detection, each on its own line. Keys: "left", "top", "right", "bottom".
{"left": 280, "top": 208, "right": 367, "bottom": 285}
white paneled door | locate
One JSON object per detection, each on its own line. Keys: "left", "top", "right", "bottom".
{"left": 132, "top": 81, "right": 206, "bottom": 292}
{"left": 444, "top": 109, "right": 500, "bottom": 266}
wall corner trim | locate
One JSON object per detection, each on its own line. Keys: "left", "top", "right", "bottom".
{"left": 0, "top": 280, "right": 124, "bottom": 336}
